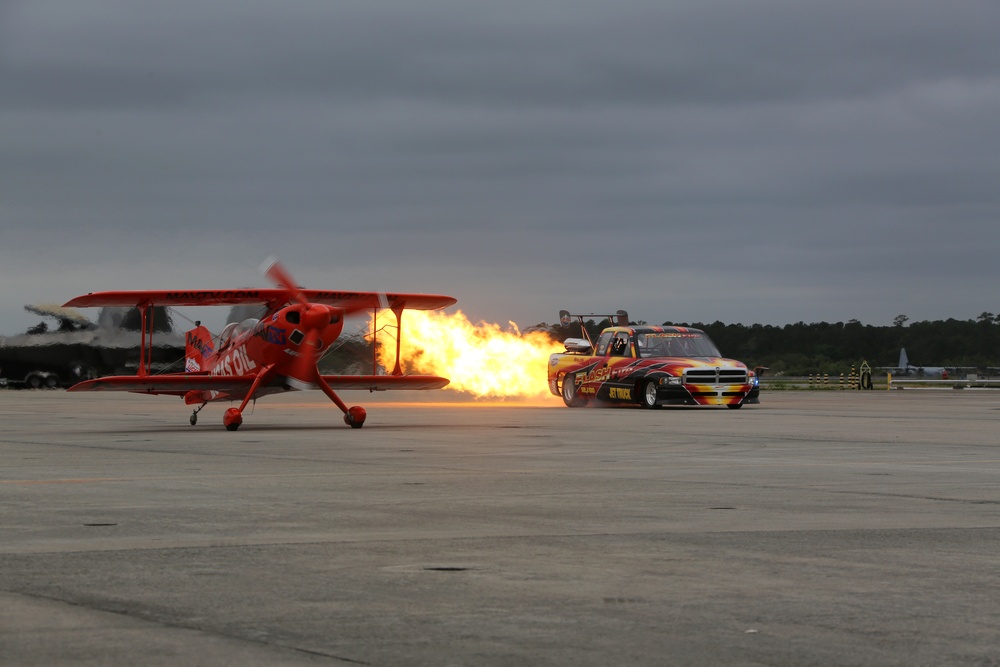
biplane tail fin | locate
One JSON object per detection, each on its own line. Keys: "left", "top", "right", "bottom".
{"left": 185, "top": 323, "right": 215, "bottom": 373}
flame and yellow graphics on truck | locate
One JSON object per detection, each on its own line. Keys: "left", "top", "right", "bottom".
{"left": 547, "top": 322, "right": 759, "bottom": 409}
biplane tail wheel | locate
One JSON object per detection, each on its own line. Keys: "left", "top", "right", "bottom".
{"left": 223, "top": 407, "right": 243, "bottom": 431}
{"left": 344, "top": 406, "right": 366, "bottom": 429}
{"left": 190, "top": 402, "right": 207, "bottom": 426}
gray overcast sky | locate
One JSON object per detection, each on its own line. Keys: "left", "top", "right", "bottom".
{"left": 3, "top": 0, "right": 1000, "bottom": 335}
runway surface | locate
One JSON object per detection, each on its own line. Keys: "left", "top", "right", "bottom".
{"left": 2, "top": 389, "right": 999, "bottom": 666}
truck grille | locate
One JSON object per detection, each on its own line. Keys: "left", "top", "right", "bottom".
{"left": 683, "top": 368, "right": 748, "bottom": 385}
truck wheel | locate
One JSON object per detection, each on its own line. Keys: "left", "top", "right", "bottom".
{"left": 562, "top": 373, "right": 587, "bottom": 408}
{"left": 25, "top": 372, "right": 44, "bottom": 389}
{"left": 640, "top": 379, "right": 660, "bottom": 409}
{"left": 44, "top": 374, "right": 60, "bottom": 389}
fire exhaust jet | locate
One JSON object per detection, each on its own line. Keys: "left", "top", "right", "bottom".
{"left": 62, "top": 259, "right": 457, "bottom": 430}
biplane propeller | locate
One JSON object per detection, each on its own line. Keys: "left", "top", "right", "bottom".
{"left": 62, "top": 259, "right": 457, "bottom": 430}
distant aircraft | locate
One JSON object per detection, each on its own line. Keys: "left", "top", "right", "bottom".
{"left": 0, "top": 304, "right": 183, "bottom": 388}
{"left": 62, "top": 259, "right": 456, "bottom": 430}
{"left": 879, "top": 348, "right": 973, "bottom": 378}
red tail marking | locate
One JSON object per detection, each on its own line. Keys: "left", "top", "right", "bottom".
{"left": 185, "top": 325, "right": 215, "bottom": 373}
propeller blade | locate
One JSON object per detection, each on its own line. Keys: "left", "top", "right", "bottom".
{"left": 260, "top": 256, "right": 305, "bottom": 304}
{"left": 260, "top": 258, "right": 331, "bottom": 390}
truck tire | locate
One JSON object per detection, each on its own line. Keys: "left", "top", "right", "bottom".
{"left": 25, "top": 372, "right": 44, "bottom": 389}
{"left": 640, "top": 379, "right": 660, "bottom": 409}
{"left": 562, "top": 373, "right": 588, "bottom": 408}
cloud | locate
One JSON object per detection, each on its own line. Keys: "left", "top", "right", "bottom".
{"left": 3, "top": 0, "right": 1000, "bottom": 336}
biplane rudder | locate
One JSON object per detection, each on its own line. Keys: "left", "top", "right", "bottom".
{"left": 185, "top": 323, "right": 215, "bottom": 372}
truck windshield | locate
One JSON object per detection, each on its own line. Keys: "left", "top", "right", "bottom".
{"left": 636, "top": 332, "right": 721, "bottom": 358}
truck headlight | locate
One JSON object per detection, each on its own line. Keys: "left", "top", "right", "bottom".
{"left": 660, "top": 376, "right": 683, "bottom": 386}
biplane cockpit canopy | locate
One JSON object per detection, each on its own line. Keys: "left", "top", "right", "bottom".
{"left": 219, "top": 318, "right": 260, "bottom": 351}
{"left": 219, "top": 322, "right": 238, "bottom": 350}
{"left": 234, "top": 318, "right": 259, "bottom": 338}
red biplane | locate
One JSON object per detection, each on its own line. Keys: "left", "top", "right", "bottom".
{"left": 62, "top": 259, "right": 456, "bottom": 430}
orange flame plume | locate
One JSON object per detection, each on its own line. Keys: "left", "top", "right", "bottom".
{"left": 368, "top": 310, "right": 563, "bottom": 399}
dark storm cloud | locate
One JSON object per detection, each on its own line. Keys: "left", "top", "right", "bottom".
{"left": 8, "top": 1, "right": 998, "bottom": 109}
{"left": 2, "top": 0, "right": 1000, "bottom": 335}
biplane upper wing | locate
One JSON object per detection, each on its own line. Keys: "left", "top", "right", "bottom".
{"left": 67, "top": 374, "right": 256, "bottom": 395}
{"left": 320, "top": 375, "right": 451, "bottom": 390}
{"left": 63, "top": 289, "right": 455, "bottom": 312}
{"left": 63, "top": 290, "right": 287, "bottom": 308}
{"left": 300, "top": 291, "right": 456, "bottom": 312}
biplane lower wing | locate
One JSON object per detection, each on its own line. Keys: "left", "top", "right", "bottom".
{"left": 67, "top": 374, "right": 449, "bottom": 394}
{"left": 66, "top": 375, "right": 256, "bottom": 395}
{"left": 320, "top": 375, "right": 450, "bottom": 391}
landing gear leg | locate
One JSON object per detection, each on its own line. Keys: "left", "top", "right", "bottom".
{"left": 220, "top": 364, "right": 276, "bottom": 432}
{"left": 315, "top": 374, "right": 366, "bottom": 429}
{"left": 190, "top": 402, "right": 208, "bottom": 426}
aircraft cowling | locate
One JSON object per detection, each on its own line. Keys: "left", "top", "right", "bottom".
{"left": 284, "top": 304, "right": 344, "bottom": 389}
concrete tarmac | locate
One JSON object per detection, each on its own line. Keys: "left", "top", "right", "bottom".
{"left": 2, "top": 389, "right": 999, "bottom": 666}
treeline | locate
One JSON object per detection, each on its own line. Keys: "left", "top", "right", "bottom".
{"left": 540, "top": 314, "right": 1000, "bottom": 377}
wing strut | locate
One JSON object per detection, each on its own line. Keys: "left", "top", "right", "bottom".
{"left": 138, "top": 301, "right": 152, "bottom": 377}
{"left": 369, "top": 303, "right": 406, "bottom": 376}
{"left": 372, "top": 307, "right": 379, "bottom": 375}
{"left": 392, "top": 304, "right": 404, "bottom": 376}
